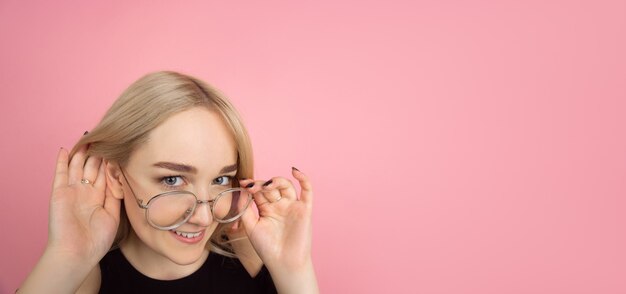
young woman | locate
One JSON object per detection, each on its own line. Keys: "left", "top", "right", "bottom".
{"left": 18, "top": 71, "right": 318, "bottom": 293}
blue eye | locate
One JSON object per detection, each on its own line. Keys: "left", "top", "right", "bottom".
{"left": 213, "top": 176, "right": 232, "bottom": 186}
{"left": 162, "top": 176, "right": 183, "bottom": 187}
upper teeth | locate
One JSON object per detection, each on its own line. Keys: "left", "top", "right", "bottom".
{"left": 175, "top": 231, "right": 201, "bottom": 238}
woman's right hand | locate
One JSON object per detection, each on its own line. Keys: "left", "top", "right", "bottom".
{"left": 47, "top": 145, "right": 121, "bottom": 265}
{"left": 18, "top": 146, "right": 120, "bottom": 293}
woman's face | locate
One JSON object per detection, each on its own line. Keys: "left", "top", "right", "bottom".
{"left": 120, "top": 107, "right": 238, "bottom": 265}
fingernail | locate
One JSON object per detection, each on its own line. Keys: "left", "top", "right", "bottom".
{"left": 292, "top": 166, "right": 300, "bottom": 172}
{"left": 245, "top": 182, "right": 255, "bottom": 188}
{"left": 262, "top": 179, "right": 273, "bottom": 187}
{"left": 84, "top": 131, "right": 89, "bottom": 135}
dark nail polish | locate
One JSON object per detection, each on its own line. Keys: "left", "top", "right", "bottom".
{"left": 84, "top": 131, "right": 89, "bottom": 135}
{"left": 262, "top": 179, "right": 273, "bottom": 187}
{"left": 245, "top": 183, "right": 255, "bottom": 188}
{"left": 292, "top": 166, "right": 300, "bottom": 172}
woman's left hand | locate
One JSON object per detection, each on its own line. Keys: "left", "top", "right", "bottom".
{"left": 238, "top": 167, "right": 314, "bottom": 272}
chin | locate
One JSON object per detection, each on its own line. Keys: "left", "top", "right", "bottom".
{"left": 162, "top": 232, "right": 210, "bottom": 265}
{"left": 168, "top": 251, "right": 206, "bottom": 265}
{"left": 164, "top": 242, "right": 209, "bottom": 265}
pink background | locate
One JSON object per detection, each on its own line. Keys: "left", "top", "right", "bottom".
{"left": 1, "top": 1, "right": 624, "bottom": 293}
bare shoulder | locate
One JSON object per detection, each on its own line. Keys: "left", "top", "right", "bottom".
{"left": 75, "top": 265, "right": 101, "bottom": 294}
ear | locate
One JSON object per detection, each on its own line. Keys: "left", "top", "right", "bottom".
{"left": 105, "top": 160, "right": 125, "bottom": 200}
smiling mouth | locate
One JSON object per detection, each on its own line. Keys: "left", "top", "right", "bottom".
{"left": 173, "top": 230, "right": 202, "bottom": 238}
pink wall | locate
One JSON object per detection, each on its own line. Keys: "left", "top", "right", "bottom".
{"left": 1, "top": 1, "right": 624, "bottom": 293}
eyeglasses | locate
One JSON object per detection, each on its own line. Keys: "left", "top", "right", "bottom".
{"left": 120, "top": 169, "right": 252, "bottom": 231}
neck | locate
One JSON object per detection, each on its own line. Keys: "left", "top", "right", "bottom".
{"left": 119, "top": 229, "right": 210, "bottom": 280}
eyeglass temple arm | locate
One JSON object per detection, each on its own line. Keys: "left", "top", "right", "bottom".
{"left": 119, "top": 168, "right": 149, "bottom": 209}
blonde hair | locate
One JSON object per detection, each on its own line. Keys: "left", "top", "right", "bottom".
{"left": 69, "top": 71, "right": 254, "bottom": 257}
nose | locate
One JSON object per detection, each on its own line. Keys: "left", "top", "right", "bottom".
{"left": 186, "top": 199, "right": 213, "bottom": 227}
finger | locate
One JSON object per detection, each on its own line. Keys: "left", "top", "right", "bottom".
{"left": 82, "top": 156, "right": 102, "bottom": 184}
{"left": 259, "top": 181, "right": 284, "bottom": 204}
{"left": 253, "top": 188, "right": 273, "bottom": 209}
{"left": 68, "top": 145, "right": 88, "bottom": 185}
{"left": 240, "top": 180, "right": 274, "bottom": 206}
{"left": 53, "top": 148, "right": 70, "bottom": 189}
{"left": 238, "top": 179, "right": 257, "bottom": 190}
{"left": 292, "top": 167, "right": 314, "bottom": 205}
{"left": 262, "top": 176, "right": 297, "bottom": 201}
{"left": 94, "top": 160, "right": 106, "bottom": 190}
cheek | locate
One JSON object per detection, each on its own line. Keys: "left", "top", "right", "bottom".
{"left": 123, "top": 196, "right": 155, "bottom": 236}
{"left": 122, "top": 195, "right": 142, "bottom": 222}
{"left": 206, "top": 222, "right": 219, "bottom": 237}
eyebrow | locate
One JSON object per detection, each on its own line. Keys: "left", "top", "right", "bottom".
{"left": 219, "top": 163, "right": 238, "bottom": 174}
{"left": 152, "top": 162, "right": 238, "bottom": 174}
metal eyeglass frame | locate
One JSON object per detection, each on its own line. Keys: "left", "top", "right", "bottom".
{"left": 120, "top": 169, "right": 252, "bottom": 231}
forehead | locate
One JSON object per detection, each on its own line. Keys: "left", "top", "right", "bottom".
{"left": 129, "top": 107, "right": 237, "bottom": 172}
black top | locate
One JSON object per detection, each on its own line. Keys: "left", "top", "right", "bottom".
{"left": 99, "top": 248, "right": 277, "bottom": 294}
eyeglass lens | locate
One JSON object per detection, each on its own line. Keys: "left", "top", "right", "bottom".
{"left": 146, "top": 190, "right": 250, "bottom": 229}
